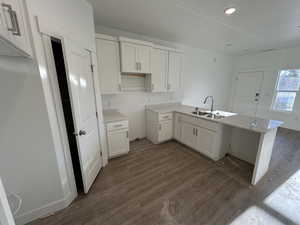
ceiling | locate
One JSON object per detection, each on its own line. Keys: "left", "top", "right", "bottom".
{"left": 87, "top": 0, "right": 300, "bottom": 54}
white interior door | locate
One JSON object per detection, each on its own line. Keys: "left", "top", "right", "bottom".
{"left": 65, "top": 42, "right": 102, "bottom": 193}
{"left": 233, "top": 72, "right": 264, "bottom": 116}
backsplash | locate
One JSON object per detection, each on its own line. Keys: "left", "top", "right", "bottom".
{"left": 102, "top": 92, "right": 182, "bottom": 140}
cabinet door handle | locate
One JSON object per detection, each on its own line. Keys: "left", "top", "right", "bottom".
{"left": 159, "top": 124, "right": 162, "bottom": 131}
{"left": 136, "top": 62, "right": 139, "bottom": 71}
{"left": 11, "top": 9, "right": 20, "bottom": 36}
{"left": 151, "top": 83, "right": 154, "bottom": 91}
{"left": 139, "top": 62, "right": 142, "bottom": 71}
{"left": 167, "top": 83, "right": 171, "bottom": 90}
{"left": 118, "top": 84, "right": 122, "bottom": 91}
{"left": 126, "top": 131, "right": 129, "bottom": 138}
{"left": 2, "top": 4, "right": 16, "bottom": 32}
{"left": 196, "top": 129, "right": 198, "bottom": 136}
{"left": 193, "top": 128, "right": 195, "bottom": 135}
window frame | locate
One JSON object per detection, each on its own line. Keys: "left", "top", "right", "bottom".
{"left": 272, "top": 69, "right": 300, "bottom": 113}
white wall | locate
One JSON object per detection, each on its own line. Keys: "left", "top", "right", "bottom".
{"left": 181, "top": 47, "right": 234, "bottom": 110}
{"left": 96, "top": 25, "right": 234, "bottom": 140}
{"left": 232, "top": 47, "right": 300, "bottom": 131}
{"left": 0, "top": 0, "right": 98, "bottom": 224}
{"left": 0, "top": 57, "right": 64, "bottom": 224}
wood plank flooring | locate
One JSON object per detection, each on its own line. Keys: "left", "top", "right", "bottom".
{"left": 28, "top": 128, "right": 300, "bottom": 225}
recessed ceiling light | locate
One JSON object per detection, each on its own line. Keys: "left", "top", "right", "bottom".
{"left": 224, "top": 7, "right": 236, "bottom": 15}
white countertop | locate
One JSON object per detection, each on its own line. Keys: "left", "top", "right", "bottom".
{"left": 103, "top": 109, "right": 128, "bottom": 123}
{"left": 146, "top": 103, "right": 284, "bottom": 133}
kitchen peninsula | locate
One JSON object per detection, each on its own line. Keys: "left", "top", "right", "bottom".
{"left": 146, "top": 103, "right": 284, "bottom": 185}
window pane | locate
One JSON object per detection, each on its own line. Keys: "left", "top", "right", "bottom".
{"left": 273, "top": 92, "right": 296, "bottom": 111}
{"left": 277, "top": 70, "right": 300, "bottom": 91}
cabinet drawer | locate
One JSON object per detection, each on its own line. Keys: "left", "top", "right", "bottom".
{"left": 180, "top": 114, "right": 218, "bottom": 131}
{"left": 159, "top": 113, "right": 173, "bottom": 121}
{"left": 107, "top": 120, "right": 129, "bottom": 131}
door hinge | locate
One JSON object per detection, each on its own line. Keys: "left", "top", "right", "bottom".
{"left": 96, "top": 111, "right": 98, "bottom": 118}
{"left": 90, "top": 64, "right": 94, "bottom": 73}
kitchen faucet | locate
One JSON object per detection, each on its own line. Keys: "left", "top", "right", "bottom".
{"left": 204, "top": 96, "right": 214, "bottom": 113}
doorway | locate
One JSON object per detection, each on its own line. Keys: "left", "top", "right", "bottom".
{"left": 232, "top": 71, "right": 264, "bottom": 117}
{"left": 50, "top": 38, "right": 84, "bottom": 193}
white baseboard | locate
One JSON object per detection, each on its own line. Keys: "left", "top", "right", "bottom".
{"left": 15, "top": 192, "right": 76, "bottom": 225}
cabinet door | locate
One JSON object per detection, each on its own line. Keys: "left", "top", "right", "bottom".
{"left": 181, "top": 122, "right": 196, "bottom": 149}
{"left": 158, "top": 120, "right": 173, "bottom": 142}
{"left": 137, "top": 45, "right": 151, "bottom": 74}
{"left": 168, "top": 51, "right": 182, "bottom": 92}
{"left": 120, "top": 42, "right": 138, "bottom": 73}
{"left": 151, "top": 48, "right": 168, "bottom": 92}
{"left": 173, "top": 113, "right": 181, "bottom": 141}
{"left": 107, "top": 129, "right": 129, "bottom": 158}
{"left": 195, "top": 127, "right": 215, "bottom": 155}
{"left": 1, "top": 0, "right": 31, "bottom": 55}
{"left": 96, "top": 39, "right": 121, "bottom": 93}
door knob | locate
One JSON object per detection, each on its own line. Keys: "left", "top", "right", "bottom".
{"left": 79, "top": 130, "right": 87, "bottom": 136}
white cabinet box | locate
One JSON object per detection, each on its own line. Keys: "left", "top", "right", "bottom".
{"left": 149, "top": 47, "right": 168, "bottom": 92}
{"left": 148, "top": 46, "right": 183, "bottom": 93}
{"left": 119, "top": 37, "right": 152, "bottom": 74}
{"left": 103, "top": 110, "right": 130, "bottom": 159}
{"left": 106, "top": 120, "right": 129, "bottom": 158}
{"left": 96, "top": 35, "right": 121, "bottom": 94}
{"left": 168, "top": 51, "right": 182, "bottom": 92}
{"left": 0, "top": 0, "right": 32, "bottom": 57}
{"left": 146, "top": 110, "right": 173, "bottom": 144}
{"left": 175, "top": 113, "right": 229, "bottom": 161}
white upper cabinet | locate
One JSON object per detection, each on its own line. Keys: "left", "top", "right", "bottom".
{"left": 137, "top": 44, "right": 151, "bottom": 74}
{"left": 95, "top": 35, "right": 183, "bottom": 93}
{"left": 120, "top": 42, "right": 137, "bottom": 73}
{"left": 0, "top": 0, "right": 32, "bottom": 57}
{"left": 168, "top": 51, "right": 182, "bottom": 92}
{"left": 151, "top": 48, "right": 168, "bottom": 92}
{"left": 96, "top": 35, "right": 121, "bottom": 94}
{"left": 119, "top": 37, "right": 152, "bottom": 74}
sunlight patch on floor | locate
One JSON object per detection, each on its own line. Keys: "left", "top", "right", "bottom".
{"left": 264, "top": 170, "right": 300, "bottom": 225}
{"left": 229, "top": 206, "right": 285, "bottom": 225}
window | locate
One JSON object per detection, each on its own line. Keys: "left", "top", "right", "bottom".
{"left": 273, "top": 69, "right": 300, "bottom": 111}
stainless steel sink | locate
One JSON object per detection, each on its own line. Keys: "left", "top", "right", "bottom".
{"left": 191, "top": 111, "right": 210, "bottom": 116}
{"left": 191, "top": 111, "right": 225, "bottom": 120}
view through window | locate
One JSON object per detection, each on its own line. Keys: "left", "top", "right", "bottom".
{"left": 273, "top": 69, "right": 300, "bottom": 111}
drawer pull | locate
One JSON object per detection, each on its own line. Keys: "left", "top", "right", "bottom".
{"left": 113, "top": 124, "right": 123, "bottom": 128}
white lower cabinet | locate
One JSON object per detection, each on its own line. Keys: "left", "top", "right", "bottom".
{"left": 181, "top": 122, "right": 197, "bottom": 149}
{"left": 175, "top": 113, "right": 229, "bottom": 161}
{"left": 146, "top": 110, "right": 173, "bottom": 144}
{"left": 147, "top": 111, "right": 228, "bottom": 161}
{"left": 106, "top": 120, "right": 129, "bottom": 158}
{"left": 158, "top": 120, "right": 173, "bottom": 143}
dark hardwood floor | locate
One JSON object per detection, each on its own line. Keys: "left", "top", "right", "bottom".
{"left": 29, "top": 128, "right": 300, "bottom": 225}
